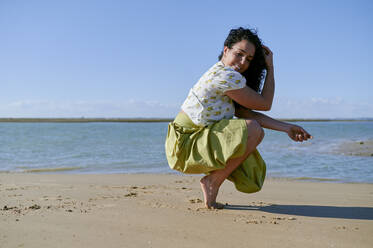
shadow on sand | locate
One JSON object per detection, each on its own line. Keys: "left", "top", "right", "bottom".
{"left": 223, "top": 204, "right": 373, "bottom": 220}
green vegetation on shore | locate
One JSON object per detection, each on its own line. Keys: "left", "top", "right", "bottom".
{"left": 0, "top": 118, "right": 174, "bottom": 123}
{"left": 0, "top": 117, "right": 372, "bottom": 123}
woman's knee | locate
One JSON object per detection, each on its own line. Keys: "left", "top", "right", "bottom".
{"left": 245, "top": 119, "right": 264, "bottom": 143}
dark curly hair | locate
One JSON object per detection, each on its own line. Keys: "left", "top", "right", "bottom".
{"left": 218, "top": 27, "right": 266, "bottom": 108}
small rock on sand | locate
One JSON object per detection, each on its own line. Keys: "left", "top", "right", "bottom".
{"left": 29, "top": 204, "right": 41, "bottom": 210}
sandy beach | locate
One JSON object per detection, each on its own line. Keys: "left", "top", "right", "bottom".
{"left": 1, "top": 173, "right": 372, "bottom": 248}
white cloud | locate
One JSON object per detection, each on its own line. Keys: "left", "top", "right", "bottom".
{"left": 0, "top": 100, "right": 180, "bottom": 118}
{"left": 267, "top": 96, "right": 373, "bottom": 119}
{"left": 0, "top": 97, "right": 372, "bottom": 119}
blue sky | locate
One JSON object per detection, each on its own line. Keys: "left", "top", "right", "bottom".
{"left": 1, "top": 0, "right": 372, "bottom": 118}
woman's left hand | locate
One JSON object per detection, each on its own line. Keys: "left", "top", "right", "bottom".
{"left": 262, "top": 45, "right": 273, "bottom": 70}
{"left": 286, "top": 124, "right": 312, "bottom": 142}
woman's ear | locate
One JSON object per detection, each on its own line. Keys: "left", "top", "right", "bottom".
{"left": 223, "top": 46, "right": 229, "bottom": 57}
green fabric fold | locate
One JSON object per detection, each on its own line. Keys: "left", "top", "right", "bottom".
{"left": 165, "top": 112, "right": 266, "bottom": 194}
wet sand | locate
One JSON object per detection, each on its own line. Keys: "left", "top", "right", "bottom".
{"left": 1, "top": 173, "right": 372, "bottom": 247}
{"left": 336, "top": 140, "right": 373, "bottom": 157}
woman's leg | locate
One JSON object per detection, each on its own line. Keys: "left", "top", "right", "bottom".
{"left": 200, "top": 120, "right": 264, "bottom": 209}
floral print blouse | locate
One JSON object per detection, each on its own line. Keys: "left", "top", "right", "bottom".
{"left": 181, "top": 61, "right": 246, "bottom": 126}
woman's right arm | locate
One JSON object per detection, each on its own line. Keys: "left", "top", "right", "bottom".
{"left": 225, "top": 46, "right": 275, "bottom": 111}
{"left": 235, "top": 107, "right": 312, "bottom": 142}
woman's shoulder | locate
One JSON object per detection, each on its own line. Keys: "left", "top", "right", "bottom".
{"left": 194, "top": 61, "right": 246, "bottom": 91}
{"left": 210, "top": 61, "right": 243, "bottom": 79}
{"left": 206, "top": 62, "right": 245, "bottom": 88}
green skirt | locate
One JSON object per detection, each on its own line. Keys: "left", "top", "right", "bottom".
{"left": 165, "top": 112, "right": 266, "bottom": 193}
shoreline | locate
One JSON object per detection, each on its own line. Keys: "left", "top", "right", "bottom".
{"left": 1, "top": 171, "right": 372, "bottom": 184}
{"left": 1, "top": 173, "right": 372, "bottom": 247}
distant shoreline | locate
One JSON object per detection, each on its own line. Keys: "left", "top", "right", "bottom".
{"left": 0, "top": 118, "right": 174, "bottom": 123}
{"left": 0, "top": 118, "right": 372, "bottom": 123}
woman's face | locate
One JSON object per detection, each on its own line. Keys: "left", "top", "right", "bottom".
{"left": 222, "top": 39, "right": 256, "bottom": 73}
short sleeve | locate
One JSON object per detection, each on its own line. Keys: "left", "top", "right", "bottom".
{"left": 214, "top": 69, "right": 246, "bottom": 93}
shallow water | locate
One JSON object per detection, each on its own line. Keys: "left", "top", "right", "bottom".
{"left": 0, "top": 121, "right": 372, "bottom": 183}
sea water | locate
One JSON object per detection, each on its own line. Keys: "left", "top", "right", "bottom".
{"left": 0, "top": 121, "right": 372, "bottom": 183}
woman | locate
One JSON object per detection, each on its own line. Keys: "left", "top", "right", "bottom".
{"left": 165, "top": 27, "right": 312, "bottom": 209}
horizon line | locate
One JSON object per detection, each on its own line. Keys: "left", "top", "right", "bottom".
{"left": 0, "top": 117, "right": 372, "bottom": 123}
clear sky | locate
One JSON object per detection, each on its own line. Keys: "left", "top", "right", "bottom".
{"left": 1, "top": 0, "right": 372, "bottom": 118}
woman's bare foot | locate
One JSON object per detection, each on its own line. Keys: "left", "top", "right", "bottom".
{"left": 200, "top": 175, "right": 221, "bottom": 209}
{"left": 208, "top": 202, "right": 225, "bottom": 209}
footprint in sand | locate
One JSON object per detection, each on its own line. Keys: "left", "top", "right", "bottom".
{"left": 189, "top": 198, "right": 203, "bottom": 204}
{"left": 124, "top": 192, "right": 137, "bottom": 197}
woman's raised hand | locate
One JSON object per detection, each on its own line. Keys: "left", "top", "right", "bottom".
{"left": 262, "top": 45, "right": 273, "bottom": 70}
{"left": 286, "top": 124, "right": 313, "bottom": 142}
